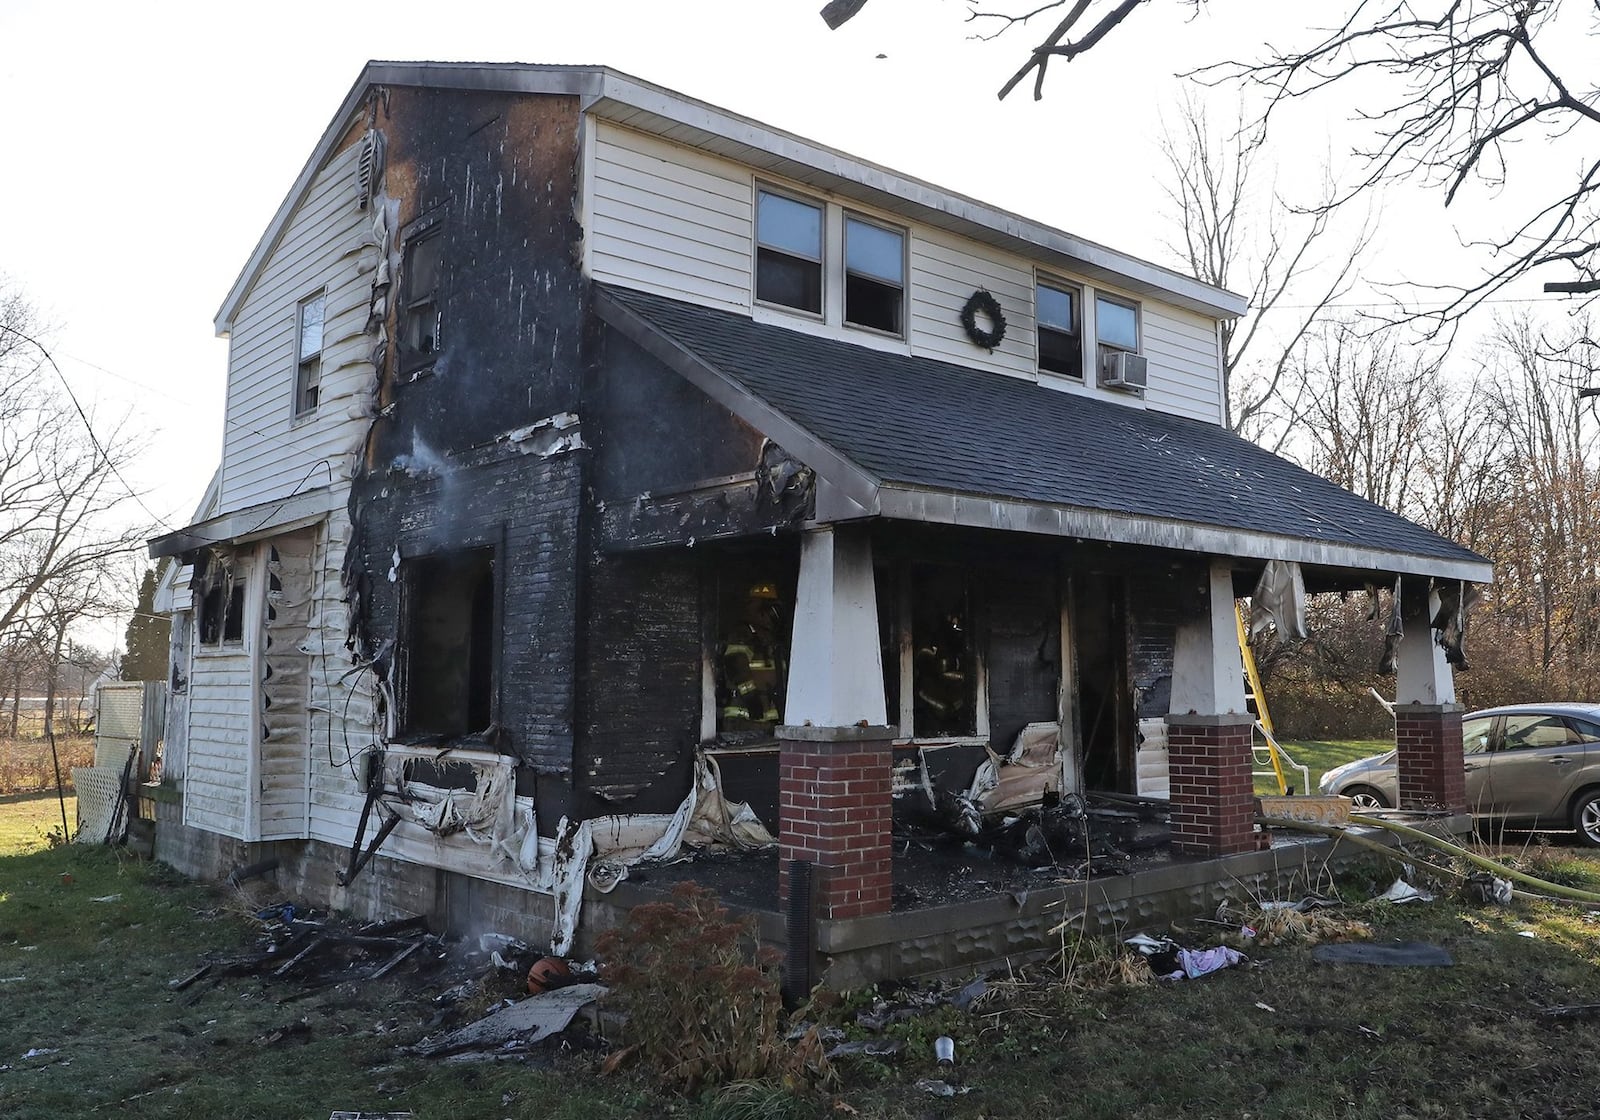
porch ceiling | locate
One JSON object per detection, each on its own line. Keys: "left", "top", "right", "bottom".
{"left": 593, "top": 284, "right": 1493, "bottom": 585}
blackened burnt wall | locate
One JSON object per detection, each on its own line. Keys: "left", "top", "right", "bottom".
{"left": 348, "top": 88, "right": 587, "bottom": 775}
{"left": 1130, "top": 565, "right": 1183, "bottom": 718}
{"left": 986, "top": 569, "right": 1061, "bottom": 751}
{"left": 587, "top": 329, "right": 766, "bottom": 501}
{"left": 574, "top": 548, "right": 702, "bottom": 813}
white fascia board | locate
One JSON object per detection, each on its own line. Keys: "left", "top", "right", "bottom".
{"left": 148, "top": 485, "right": 344, "bottom": 559}
{"left": 874, "top": 484, "right": 1495, "bottom": 584}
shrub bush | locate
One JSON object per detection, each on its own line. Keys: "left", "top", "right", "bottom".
{"left": 596, "top": 882, "right": 828, "bottom": 1095}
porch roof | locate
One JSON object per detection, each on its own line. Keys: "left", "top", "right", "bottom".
{"left": 594, "top": 284, "right": 1492, "bottom": 584}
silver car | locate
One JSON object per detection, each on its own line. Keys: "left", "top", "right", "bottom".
{"left": 1317, "top": 703, "right": 1600, "bottom": 845}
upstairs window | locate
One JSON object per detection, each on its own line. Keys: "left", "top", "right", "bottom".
{"left": 1095, "top": 293, "right": 1139, "bottom": 363}
{"left": 844, "top": 215, "right": 905, "bottom": 336}
{"left": 756, "top": 190, "right": 823, "bottom": 315}
{"left": 399, "top": 218, "right": 443, "bottom": 375}
{"left": 1036, "top": 280, "right": 1081, "bottom": 379}
{"left": 294, "top": 291, "right": 325, "bottom": 416}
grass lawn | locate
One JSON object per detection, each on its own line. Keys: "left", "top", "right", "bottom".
{"left": 0, "top": 792, "right": 77, "bottom": 855}
{"left": 6, "top": 831, "right": 1600, "bottom": 1117}
{"left": 1256, "top": 738, "right": 1390, "bottom": 796}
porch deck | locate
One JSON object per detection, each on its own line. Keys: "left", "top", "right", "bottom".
{"left": 588, "top": 813, "right": 1472, "bottom": 989}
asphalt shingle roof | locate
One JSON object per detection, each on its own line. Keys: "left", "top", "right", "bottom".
{"left": 600, "top": 284, "right": 1487, "bottom": 570}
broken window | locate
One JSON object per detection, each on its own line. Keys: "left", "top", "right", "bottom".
{"left": 401, "top": 548, "right": 495, "bottom": 737}
{"left": 909, "top": 566, "right": 977, "bottom": 738}
{"left": 222, "top": 581, "right": 246, "bottom": 644}
{"left": 1036, "top": 279, "right": 1082, "bottom": 379}
{"left": 399, "top": 217, "right": 443, "bottom": 375}
{"left": 294, "top": 290, "right": 325, "bottom": 416}
{"left": 844, "top": 215, "right": 904, "bottom": 336}
{"left": 195, "top": 554, "right": 248, "bottom": 648}
{"left": 198, "top": 583, "right": 224, "bottom": 646}
{"left": 755, "top": 189, "right": 823, "bottom": 315}
{"left": 713, "top": 566, "right": 793, "bottom": 737}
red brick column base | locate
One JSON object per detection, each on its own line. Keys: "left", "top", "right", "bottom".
{"left": 777, "top": 725, "right": 895, "bottom": 921}
{"left": 1166, "top": 716, "right": 1264, "bottom": 856}
{"left": 1395, "top": 703, "right": 1466, "bottom": 812}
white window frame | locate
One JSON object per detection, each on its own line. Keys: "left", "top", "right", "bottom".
{"left": 1035, "top": 273, "right": 1085, "bottom": 381}
{"left": 292, "top": 289, "right": 326, "bottom": 420}
{"left": 752, "top": 184, "right": 826, "bottom": 320}
{"left": 842, "top": 211, "right": 908, "bottom": 339}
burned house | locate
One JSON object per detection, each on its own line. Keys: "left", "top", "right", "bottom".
{"left": 148, "top": 62, "right": 1491, "bottom": 974}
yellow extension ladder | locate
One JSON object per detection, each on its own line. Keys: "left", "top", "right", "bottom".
{"left": 1235, "top": 602, "right": 1310, "bottom": 796}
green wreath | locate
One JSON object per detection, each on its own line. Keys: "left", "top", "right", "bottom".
{"left": 960, "top": 289, "right": 1007, "bottom": 350}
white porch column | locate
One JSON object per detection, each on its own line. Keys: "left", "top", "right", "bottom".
{"left": 778, "top": 524, "right": 894, "bottom": 925}
{"left": 1168, "top": 560, "right": 1248, "bottom": 718}
{"left": 783, "top": 525, "right": 888, "bottom": 727}
{"left": 1393, "top": 580, "right": 1465, "bottom": 811}
{"left": 1394, "top": 583, "right": 1455, "bottom": 705}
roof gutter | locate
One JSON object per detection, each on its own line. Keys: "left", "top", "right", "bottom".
{"left": 148, "top": 485, "right": 346, "bottom": 559}
{"left": 874, "top": 484, "right": 1495, "bottom": 583}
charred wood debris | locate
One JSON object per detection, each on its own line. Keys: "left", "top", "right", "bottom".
{"left": 170, "top": 903, "right": 605, "bottom": 1062}
{"left": 897, "top": 790, "right": 1171, "bottom": 877}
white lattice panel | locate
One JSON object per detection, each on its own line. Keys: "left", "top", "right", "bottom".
{"left": 72, "top": 767, "right": 121, "bottom": 844}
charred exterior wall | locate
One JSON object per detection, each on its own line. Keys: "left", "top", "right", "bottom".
{"left": 572, "top": 326, "right": 808, "bottom": 814}
{"left": 573, "top": 548, "right": 703, "bottom": 815}
{"left": 985, "top": 570, "right": 1062, "bottom": 751}
{"left": 1129, "top": 565, "right": 1185, "bottom": 719}
{"left": 347, "top": 87, "right": 587, "bottom": 777}
{"left": 587, "top": 329, "right": 767, "bottom": 501}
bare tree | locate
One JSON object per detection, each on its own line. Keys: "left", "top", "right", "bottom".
{"left": 1282, "top": 318, "right": 1443, "bottom": 513}
{"left": 825, "top": 0, "right": 1600, "bottom": 319}
{"left": 0, "top": 281, "right": 154, "bottom": 649}
{"left": 1472, "top": 314, "right": 1600, "bottom": 696}
{"left": 1159, "top": 95, "right": 1369, "bottom": 437}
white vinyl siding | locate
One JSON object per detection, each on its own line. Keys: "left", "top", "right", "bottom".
{"left": 908, "top": 229, "right": 1034, "bottom": 378}
{"left": 218, "top": 140, "right": 376, "bottom": 512}
{"left": 258, "top": 529, "right": 318, "bottom": 840}
{"left": 583, "top": 119, "right": 1226, "bottom": 424}
{"left": 589, "top": 123, "right": 752, "bottom": 311}
{"left": 1139, "top": 304, "right": 1225, "bottom": 423}
{"left": 183, "top": 555, "right": 256, "bottom": 838}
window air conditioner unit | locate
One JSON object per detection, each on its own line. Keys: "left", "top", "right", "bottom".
{"left": 1101, "top": 350, "right": 1148, "bottom": 391}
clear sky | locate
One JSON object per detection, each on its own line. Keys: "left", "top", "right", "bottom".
{"left": 0, "top": 0, "right": 1579, "bottom": 646}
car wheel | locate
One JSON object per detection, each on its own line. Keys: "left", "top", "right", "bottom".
{"left": 1344, "top": 786, "right": 1390, "bottom": 810}
{"left": 1572, "top": 790, "right": 1600, "bottom": 848}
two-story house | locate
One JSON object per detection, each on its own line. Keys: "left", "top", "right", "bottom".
{"left": 149, "top": 62, "right": 1489, "bottom": 975}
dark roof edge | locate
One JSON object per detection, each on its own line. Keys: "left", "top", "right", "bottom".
{"left": 592, "top": 285, "right": 883, "bottom": 512}
{"left": 875, "top": 485, "right": 1495, "bottom": 583}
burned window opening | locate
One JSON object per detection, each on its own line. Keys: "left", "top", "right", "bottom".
{"left": 398, "top": 217, "right": 444, "bottom": 376}
{"left": 876, "top": 563, "right": 981, "bottom": 739}
{"left": 401, "top": 548, "right": 496, "bottom": 738}
{"left": 910, "top": 566, "right": 977, "bottom": 738}
{"left": 713, "top": 562, "right": 794, "bottom": 740}
{"left": 400, "top": 756, "right": 479, "bottom": 792}
{"left": 196, "top": 555, "right": 248, "bottom": 648}
{"left": 222, "top": 582, "right": 246, "bottom": 644}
